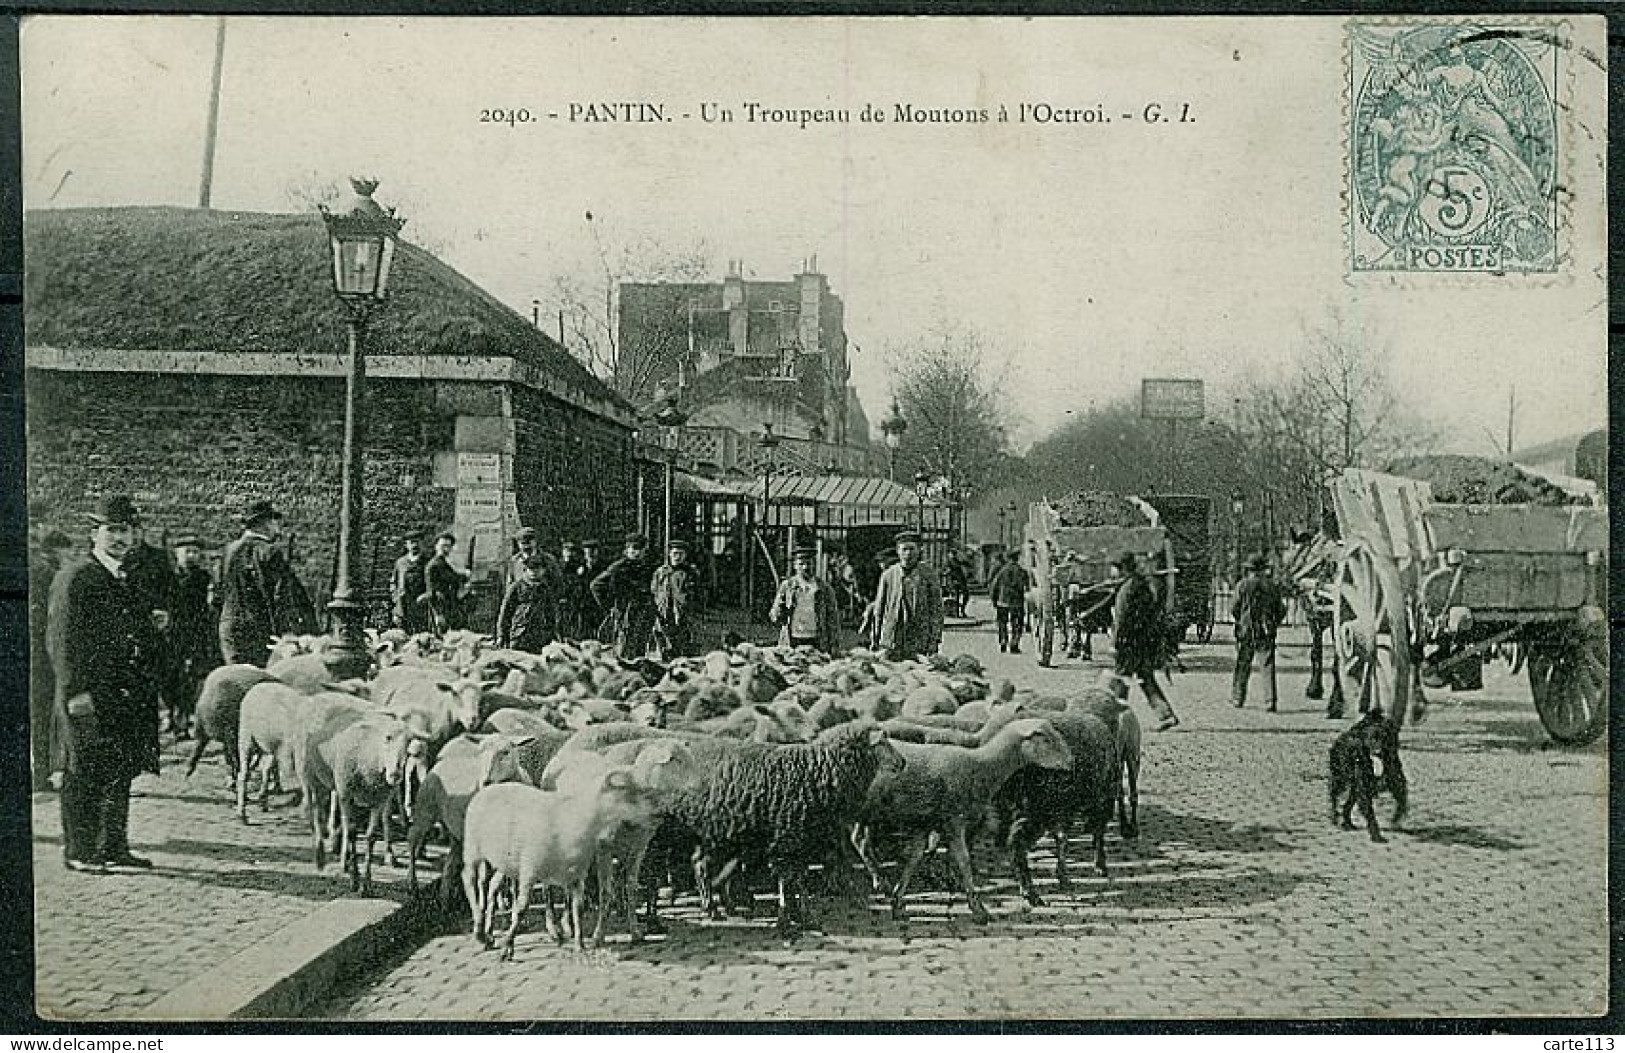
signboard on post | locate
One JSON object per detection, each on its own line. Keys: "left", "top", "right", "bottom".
{"left": 1141, "top": 378, "right": 1206, "bottom": 420}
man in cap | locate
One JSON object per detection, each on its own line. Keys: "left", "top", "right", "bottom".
{"left": 167, "top": 533, "right": 218, "bottom": 738}
{"left": 422, "top": 531, "right": 471, "bottom": 634}
{"left": 1231, "top": 552, "right": 1288, "bottom": 712}
{"left": 48, "top": 495, "right": 163, "bottom": 872}
{"left": 1111, "top": 550, "right": 1180, "bottom": 731}
{"left": 496, "top": 552, "right": 558, "bottom": 653}
{"left": 771, "top": 545, "right": 842, "bottom": 654}
{"left": 553, "top": 538, "right": 585, "bottom": 640}
{"left": 29, "top": 530, "right": 74, "bottom": 791}
{"left": 218, "top": 500, "right": 309, "bottom": 667}
{"left": 591, "top": 532, "right": 657, "bottom": 659}
{"left": 869, "top": 530, "right": 943, "bottom": 662}
{"left": 987, "top": 549, "right": 1033, "bottom": 654}
{"left": 651, "top": 539, "right": 698, "bottom": 659}
{"left": 510, "top": 526, "right": 561, "bottom": 589}
{"left": 390, "top": 533, "right": 429, "bottom": 635}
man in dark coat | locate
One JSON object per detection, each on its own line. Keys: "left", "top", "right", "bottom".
{"left": 1111, "top": 551, "right": 1180, "bottom": 731}
{"left": 49, "top": 495, "right": 163, "bottom": 873}
{"left": 30, "top": 530, "right": 74, "bottom": 791}
{"left": 167, "top": 534, "right": 218, "bottom": 738}
{"left": 555, "top": 539, "right": 587, "bottom": 640}
{"left": 496, "top": 553, "right": 558, "bottom": 653}
{"left": 577, "top": 538, "right": 607, "bottom": 639}
{"left": 987, "top": 549, "right": 1032, "bottom": 654}
{"left": 218, "top": 501, "right": 308, "bottom": 667}
{"left": 651, "top": 539, "right": 697, "bottom": 660}
{"left": 390, "top": 535, "right": 429, "bottom": 635}
{"left": 590, "top": 533, "right": 657, "bottom": 659}
{"left": 423, "top": 532, "right": 471, "bottom": 634}
{"left": 1231, "top": 552, "right": 1288, "bottom": 712}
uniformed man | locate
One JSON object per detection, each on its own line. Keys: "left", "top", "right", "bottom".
{"left": 49, "top": 494, "right": 163, "bottom": 873}
{"left": 218, "top": 500, "right": 308, "bottom": 667}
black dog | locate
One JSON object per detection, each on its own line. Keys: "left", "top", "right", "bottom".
{"left": 1329, "top": 709, "right": 1409, "bottom": 843}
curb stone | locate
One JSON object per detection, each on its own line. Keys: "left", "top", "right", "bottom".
{"left": 137, "top": 887, "right": 442, "bottom": 1020}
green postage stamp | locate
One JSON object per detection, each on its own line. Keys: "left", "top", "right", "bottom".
{"left": 1347, "top": 20, "right": 1564, "bottom": 275}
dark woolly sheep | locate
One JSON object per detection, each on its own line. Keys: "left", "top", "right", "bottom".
{"left": 996, "top": 709, "right": 1120, "bottom": 907}
{"left": 663, "top": 722, "right": 904, "bottom": 937}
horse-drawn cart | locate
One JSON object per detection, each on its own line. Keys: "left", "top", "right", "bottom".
{"left": 1023, "top": 496, "right": 1173, "bottom": 667}
{"left": 1325, "top": 468, "right": 1608, "bottom": 745}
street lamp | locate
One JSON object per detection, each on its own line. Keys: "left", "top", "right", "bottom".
{"left": 914, "top": 470, "right": 930, "bottom": 532}
{"left": 879, "top": 399, "right": 907, "bottom": 482}
{"left": 1003, "top": 502, "right": 1020, "bottom": 550}
{"left": 653, "top": 396, "right": 690, "bottom": 553}
{"left": 318, "top": 177, "right": 403, "bottom": 678}
{"left": 1230, "top": 488, "right": 1246, "bottom": 580}
{"left": 757, "top": 421, "right": 780, "bottom": 550}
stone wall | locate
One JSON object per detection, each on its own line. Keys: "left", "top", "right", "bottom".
{"left": 28, "top": 369, "right": 455, "bottom": 626}
{"left": 504, "top": 383, "right": 639, "bottom": 551}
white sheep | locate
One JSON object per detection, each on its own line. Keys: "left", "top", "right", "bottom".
{"left": 235, "top": 681, "right": 312, "bottom": 821}
{"left": 461, "top": 769, "right": 657, "bottom": 959}
{"left": 405, "top": 733, "right": 536, "bottom": 902}
{"left": 542, "top": 738, "right": 701, "bottom": 945}
{"left": 295, "top": 694, "right": 423, "bottom": 893}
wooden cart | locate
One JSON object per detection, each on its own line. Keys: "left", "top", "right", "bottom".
{"left": 1023, "top": 499, "right": 1172, "bottom": 667}
{"left": 1326, "top": 469, "right": 1608, "bottom": 745}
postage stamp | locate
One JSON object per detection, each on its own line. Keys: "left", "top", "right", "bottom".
{"left": 1347, "top": 20, "right": 1564, "bottom": 276}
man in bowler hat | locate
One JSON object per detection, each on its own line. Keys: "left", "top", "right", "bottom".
{"left": 49, "top": 495, "right": 163, "bottom": 873}
{"left": 218, "top": 500, "right": 308, "bottom": 666}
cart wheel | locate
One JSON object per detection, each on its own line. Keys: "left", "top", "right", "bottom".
{"left": 1332, "top": 545, "right": 1416, "bottom": 725}
{"left": 1529, "top": 627, "right": 1608, "bottom": 746}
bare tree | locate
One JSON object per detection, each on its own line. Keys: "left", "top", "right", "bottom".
{"left": 550, "top": 214, "right": 713, "bottom": 395}
{"left": 888, "top": 326, "right": 1016, "bottom": 501}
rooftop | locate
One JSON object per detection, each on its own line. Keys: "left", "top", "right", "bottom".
{"left": 24, "top": 206, "right": 628, "bottom": 414}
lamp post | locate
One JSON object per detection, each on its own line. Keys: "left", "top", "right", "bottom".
{"left": 1003, "top": 502, "right": 1020, "bottom": 550}
{"left": 654, "top": 397, "right": 690, "bottom": 554}
{"left": 1230, "top": 488, "right": 1246, "bottom": 581}
{"left": 879, "top": 399, "right": 907, "bottom": 482}
{"left": 757, "top": 422, "right": 780, "bottom": 560}
{"left": 318, "top": 177, "right": 403, "bottom": 678}
{"left": 914, "top": 470, "right": 930, "bottom": 532}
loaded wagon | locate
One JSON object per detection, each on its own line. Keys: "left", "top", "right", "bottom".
{"left": 1023, "top": 496, "right": 1173, "bottom": 667}
{"left": 1143, "top": 494, "right": 1216, "bottom": 644}
{"left": 1325, "top": 468, "right": 1608, "bottom": 745}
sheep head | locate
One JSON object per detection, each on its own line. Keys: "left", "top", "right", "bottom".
{"left": 476, "top": 733, "right": 537, "bottom": 788}
{"left": 1008, "top": 718, "right": 1074, "bottom": 771}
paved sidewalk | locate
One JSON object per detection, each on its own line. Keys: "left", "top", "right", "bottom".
{"left": 32, "top": 738, "right": 413, "bottom": 1021}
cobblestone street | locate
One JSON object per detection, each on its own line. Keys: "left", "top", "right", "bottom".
{"left": 311, "top": 611, "right": 1609, "bottom": 1021}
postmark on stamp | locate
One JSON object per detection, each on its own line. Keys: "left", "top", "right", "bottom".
{"left": 1347, "top": 21, "right": 1563, "bottom": 276}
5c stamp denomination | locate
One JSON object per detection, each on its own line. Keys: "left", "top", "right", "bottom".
{"left": 1347, "top": 20, "right": 1563, "bottom": 275}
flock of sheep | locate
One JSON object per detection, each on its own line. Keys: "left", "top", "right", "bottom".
{"left": 184, "top": 630, "right": 1141, "bottom": 959}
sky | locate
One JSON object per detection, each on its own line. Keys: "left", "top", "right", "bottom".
{"left": 19, "top": 16, "right": 1610, "bottom": 454}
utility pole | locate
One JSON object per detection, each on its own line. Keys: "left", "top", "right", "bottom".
{"left": 198, "top": 17, "right": 227, "bottom": 209}
{"left": 1506, "top": 386, "right": 1517, "bottom": 459}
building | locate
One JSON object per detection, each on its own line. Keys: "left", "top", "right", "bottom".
{"left": 617, "top": 259, "right": 855, "bottom": 445}
{"left": 25, "top": 206, "right": 639, "bottom": 627}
